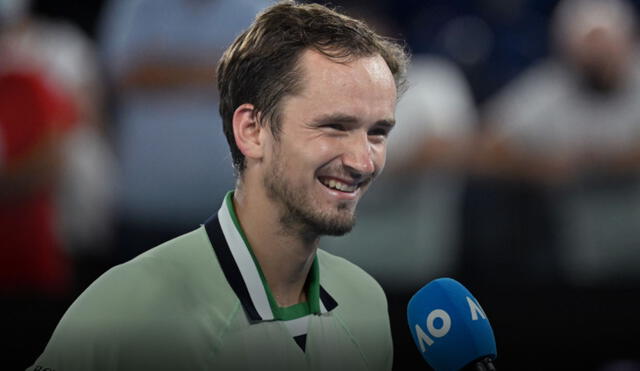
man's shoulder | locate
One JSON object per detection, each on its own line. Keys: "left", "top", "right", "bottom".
{"left": 75, "top": 226, "right": 232, "bottom": 313}
{"left": 29, "top": 227, "right": 238, "bottom": 370}
{"left": 317, "top": 248, "right": 386, "bottom": 305}
{"left": 97, "top": 227, "right": 210, "bottom": 287}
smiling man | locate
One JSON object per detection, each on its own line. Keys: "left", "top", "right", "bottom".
{"left": 30, "top": 2, "right": 408, "bottom": 370}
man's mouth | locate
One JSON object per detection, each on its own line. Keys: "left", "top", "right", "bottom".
{"left": 318, "top": 177, "right": 359, "bottom": 193}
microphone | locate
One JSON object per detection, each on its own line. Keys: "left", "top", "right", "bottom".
{"left": 407, "top": 278, "right": 497, "bottom": 371}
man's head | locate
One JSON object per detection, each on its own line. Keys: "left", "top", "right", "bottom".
{"left": 217, "top": 0, "right": 408, "bottom": 173}
{"left": 217, "top": 1, "right": 408, "bottom": 238}
{"left": 552, "top": 0, "right": 637, "bottom": 91}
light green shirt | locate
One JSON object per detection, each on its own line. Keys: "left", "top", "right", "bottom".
{"left": 30, "top": 192, "right": 393, "bottom": 370}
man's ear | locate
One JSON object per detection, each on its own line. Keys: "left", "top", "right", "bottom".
{"left": 233, "top": 103, "right": 265, "bottom": 162}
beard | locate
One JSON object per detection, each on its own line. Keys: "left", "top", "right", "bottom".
{"left": 263, "top": 150, "right": 356, "bottom": 238}
{"left": 579, "top": 61, "right": 622, "bottom": 94}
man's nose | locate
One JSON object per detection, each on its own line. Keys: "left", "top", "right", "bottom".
{"left": 342, "top": 131, "right": 375, "bottom": 177}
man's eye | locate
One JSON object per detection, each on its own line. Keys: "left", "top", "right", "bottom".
{"left": 324, "top": 124, "right": 346, "bottom": 131}
{"left": 368, "top": 128, "right": 389, "bottom": 137}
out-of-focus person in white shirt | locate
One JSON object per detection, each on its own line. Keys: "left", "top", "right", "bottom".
{"left": 482, "top": 0, "right": 640, "bottom": 285}
{"left": 99, "top": 0, "right": 272, "bottom": 260}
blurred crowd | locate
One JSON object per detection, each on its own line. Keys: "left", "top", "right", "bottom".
{"left": 2, "top": 0, "right": 640, "bottom": 369}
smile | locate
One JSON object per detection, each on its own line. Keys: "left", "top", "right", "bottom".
{"left": 318, "top": 177, "right": 358, "bottom": 193}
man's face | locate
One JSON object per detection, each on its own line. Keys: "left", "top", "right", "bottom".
{"left": 262, "top": 49, "right": 397, "bottom": 237}
{"left": 566, "top": 26, "right": 632, "bottom": 91}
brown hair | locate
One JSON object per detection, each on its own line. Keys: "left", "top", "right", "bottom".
{"left": 217, "top": 0, "right": 409, "bottom": 173}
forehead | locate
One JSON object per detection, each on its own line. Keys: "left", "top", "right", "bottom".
{"left": 298, "top": 49, "right": 396, "bottom": 92}
{"left": 277, "top": 49, "right": 398, "bottom": 127}
{"left": 286, "top": 49, "right": 397, "bottom": 117}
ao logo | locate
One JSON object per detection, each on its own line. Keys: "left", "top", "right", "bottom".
{"left": 414, "top": 296, "right": 487, "bottom": 352}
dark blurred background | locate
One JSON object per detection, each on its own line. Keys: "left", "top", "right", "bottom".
{"left": 2, "top": 0, "right": 640, "bottom": 369}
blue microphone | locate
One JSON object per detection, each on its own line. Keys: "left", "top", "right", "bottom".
{"left": 407, "top": 278, "right": 497, "bottom": 371}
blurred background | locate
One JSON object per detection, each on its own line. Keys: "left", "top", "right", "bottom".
{"left": 2, "top": 0, "right": 640, "bottom": 369}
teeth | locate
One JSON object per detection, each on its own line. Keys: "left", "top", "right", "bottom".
{"left": 321, "top": 178, "right": 357, "bottom": 192}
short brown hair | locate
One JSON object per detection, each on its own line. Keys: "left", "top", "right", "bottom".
{"left": 217, "top": 0, "right": 409, "bottom": 173}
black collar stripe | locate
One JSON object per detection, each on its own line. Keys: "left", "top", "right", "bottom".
{"left": 293, "top": 334, "right": 307, "bottom": 351}
{"left": 204, "top": 197, "right": 339, "bottom": 324}
{"left": 319, "top": 286, "right": 338, "bottom": 312}
{"left": 217, "top": 204, "right": 274, "bottom": 320}
{"left": 204, "top": 213, "right": 262, "bottom": 322}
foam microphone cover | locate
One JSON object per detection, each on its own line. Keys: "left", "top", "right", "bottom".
{"left": 407, "top": 278, "right": 497, "bottom": 371}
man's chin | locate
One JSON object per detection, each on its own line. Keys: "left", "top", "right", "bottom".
{"left": 320, "top": 224, "right": 353, "bottom": 237}
{"left": 279, "top": 196, "right": 356, "bottom": 237}
{"left": 311, "top": 212, "right": 356, "bottom": 236}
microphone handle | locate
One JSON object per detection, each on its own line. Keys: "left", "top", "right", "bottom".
{"left": 461, "top": 357, "right": 496, "bottom": 371}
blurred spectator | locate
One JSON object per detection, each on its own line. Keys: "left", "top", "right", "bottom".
{"left": 0, "top": 1, "right": 117, "bottom": 367}
{"left": 0, "top": 70, "right": 76, "bottom": 370}
{"left": 480, "top": 0, "right": 640, "bottom": 285}
{"left": 0, "top": 71, "right": 75, "bottom": 294}
{"left": 0, "top": 0, "right": 117, "bottom": 275}
{"left": 99, "top": 0, "right": 271, "bottom": 260}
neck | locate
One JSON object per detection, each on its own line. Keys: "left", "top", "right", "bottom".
{"left": 233, "top": 180, "right": 319, "bottom": 307}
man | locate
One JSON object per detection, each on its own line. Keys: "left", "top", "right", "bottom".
{"left": 29, "top": 1, "right": 408, "bottom": 370}
{"left": 478, "top": 0, "right": 640, "bottom": 285}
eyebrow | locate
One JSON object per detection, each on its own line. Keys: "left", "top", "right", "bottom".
{"left": 309, "top": 113, "right": 395, "bottom": 129}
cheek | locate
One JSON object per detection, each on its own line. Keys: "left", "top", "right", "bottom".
{"left": 295, "top": 137, "right": 336, "bottom": 163}
{"left": 314, "top": 140, "right": 335, "bottom": 157}
{"left": 372, "top": 143, "right": 387, "bottom": 170}
{"left": 283, "top": 139, "right": 331, "bottom": 172}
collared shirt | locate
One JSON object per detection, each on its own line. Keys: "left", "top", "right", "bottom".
{"left": 30, "top": 193, "right": 393, "bottom": 370}
{"left": 205, "top": 191, "right": 338, "bottom": 350}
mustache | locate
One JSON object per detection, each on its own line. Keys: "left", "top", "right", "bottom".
{"left": 316, "top": 166, "right": 378, "bottom": 186}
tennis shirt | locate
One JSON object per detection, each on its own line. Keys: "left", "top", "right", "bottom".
{"left": 30, "top": 192, "right": 393, "bottom": 370}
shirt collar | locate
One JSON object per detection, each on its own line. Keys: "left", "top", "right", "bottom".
{"left": 204, "top": 191, "right": 338, "bottom": 322}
